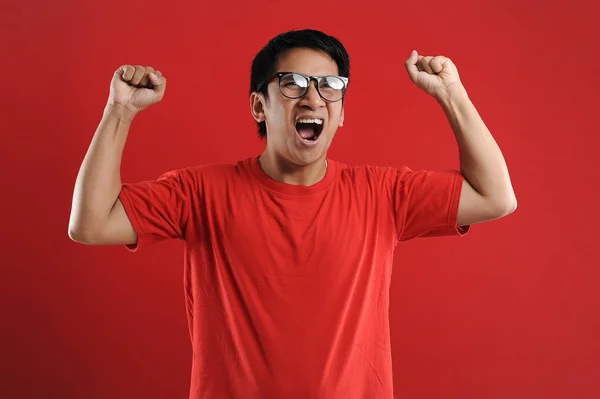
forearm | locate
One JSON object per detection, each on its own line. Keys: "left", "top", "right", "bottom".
{"left": 439, "top": 84, "right": 516, "bottom": 207}
{"left": 69, "top": 104, "right": 137, "bottom": 236}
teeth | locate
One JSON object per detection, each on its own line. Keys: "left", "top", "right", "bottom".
{"left": 297, "top": 118, "right": 323, "bottom": 125}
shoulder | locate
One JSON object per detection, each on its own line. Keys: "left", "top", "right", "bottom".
{"left": 151, "top": 158, "right": 256, "bottom": 197}
{"left": 162, "top": 157, "right": 254, "bottom": 181}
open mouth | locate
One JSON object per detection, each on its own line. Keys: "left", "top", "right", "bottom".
{"left": 295, "top": 118, "right": 324, "bottom": 142}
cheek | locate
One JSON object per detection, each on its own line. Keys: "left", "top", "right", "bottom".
{"left": 327, "top": 105, "right": 343, "bottom": 125}
{"left": 266, "top": 101, "right": 291, "bottom": 127}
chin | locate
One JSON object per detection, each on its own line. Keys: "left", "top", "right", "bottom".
{"left": 288, "top": 142, "right": 330, "bottom": 166}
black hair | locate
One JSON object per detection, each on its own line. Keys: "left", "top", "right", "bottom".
{"left": 249, "top": 29, "right": 350, "bottom": 139}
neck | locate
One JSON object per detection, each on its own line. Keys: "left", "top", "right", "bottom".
{"left": 259, "top": 151, "right": 328, "bottom": 186}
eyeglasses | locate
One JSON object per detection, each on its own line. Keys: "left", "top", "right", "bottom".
{"left": 258, "top": 72, "right": 349, "bottom": 102}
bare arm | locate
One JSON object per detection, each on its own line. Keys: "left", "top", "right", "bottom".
{"left": 405, "top": 51, "right": 516, "bottom": 227}
{"left": 68, "top": 104, "right": 137, "bottom": 245}
{"left": 438, "top": 86, "right": 517, "bottom": 226}
{"left": 68, "top": 65, "right": 166, "bottom": 245}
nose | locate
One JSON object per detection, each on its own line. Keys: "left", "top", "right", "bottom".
{"left": 299, "top": 80, "right": 325, "bottom": 109}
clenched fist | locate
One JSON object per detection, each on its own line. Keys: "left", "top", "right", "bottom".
{"left": 405, "top": 50, "right": 462, "bottom": 103}
{"left": 107, "top": 65, "right": 167, "bottom": 114}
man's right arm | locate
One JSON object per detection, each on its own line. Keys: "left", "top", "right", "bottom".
{"left": 68, "top": 65, "right": 167, "bottom": 246}
{"left": 68, "top": 104, "right": 138, "bottom": 246}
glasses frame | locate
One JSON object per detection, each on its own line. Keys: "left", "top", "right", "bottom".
{"left": 258, "top": 72, "right": 349, "bottom": 103}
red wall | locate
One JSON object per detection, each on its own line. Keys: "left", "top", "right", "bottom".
{"left": 2, "top": 0, "right": 599, "bottom": 398}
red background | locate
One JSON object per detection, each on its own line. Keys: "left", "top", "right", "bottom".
{"left": 2, "top": 0, "right": 599, "bottom": 398}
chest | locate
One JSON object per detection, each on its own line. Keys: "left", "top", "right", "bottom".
{"left": 208, "top": 185, "right": 396, "bottom": 275}
{"left": 191, "top": 182, "right": 397, "bottom": 321}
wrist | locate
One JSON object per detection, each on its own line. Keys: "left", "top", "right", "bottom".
{"left": 436, "top": 82, "right": 470, "bottom": 110}
{"left": 104, "top": 103, "right": 138, "bottom": 123}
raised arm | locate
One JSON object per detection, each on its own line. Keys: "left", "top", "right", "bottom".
{"left": 68, "top": 65, "right": 167, "bottom": 245}
{"left": 404, "top": 50, "right": 517, "bottom": 226}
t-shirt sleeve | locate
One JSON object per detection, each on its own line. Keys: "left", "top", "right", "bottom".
{"left": 118, "top": 168, "right": 192, "bottom": 252}
{"left": 390, "top": 166, "right": 470, "bottom": 241}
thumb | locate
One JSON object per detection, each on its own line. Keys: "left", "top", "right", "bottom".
{"left": 149, "top": 72, "right": 166, "bottom": 94}
{"left": 404, "top": 50, "right": 419, "bottom": 82}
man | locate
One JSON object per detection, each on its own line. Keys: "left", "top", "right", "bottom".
{"left": 69, "top": 29, "right": 516, "bottom": 399}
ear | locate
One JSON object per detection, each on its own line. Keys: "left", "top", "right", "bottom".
{"left": 338, "top": 106, "right": 345, "bottom": 127}
{"left": 250, "top": 92, "right": 266, "bottom": 123}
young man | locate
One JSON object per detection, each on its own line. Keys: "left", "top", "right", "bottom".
{"left": 69, "top": 30, "right": 516, "bottom": 398}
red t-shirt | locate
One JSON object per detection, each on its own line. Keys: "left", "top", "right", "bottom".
{"left": 118, "top": 156, "right": 469, "bottom": 399}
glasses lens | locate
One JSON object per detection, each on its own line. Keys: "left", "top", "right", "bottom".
{"left": 279, "top": 73, "right": 308, "bottom": 98}
{"left": 318, "top": 76, "right": 346, "bottom": 101}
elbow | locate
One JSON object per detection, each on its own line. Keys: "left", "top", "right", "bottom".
{"left": 68, "top": 213, "right": 85, "bottom": 243}
{"left": 68, "top": 209, "right": 102, "bottom": 244}
{"left": 68, "top": 221, "right": 98, "bottom": 245}
{"left": 68, "top": 224, "right": 88, "bottom": 244}
{"left": 507, "top": 196, "right": 518, "bottom": 214}
{"left": 494, "top": 193, "right": 518, "bottom": 218}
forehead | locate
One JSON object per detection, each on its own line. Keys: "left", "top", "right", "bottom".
{"left": 276, "top": 48, "right": 339, "bottom": 76}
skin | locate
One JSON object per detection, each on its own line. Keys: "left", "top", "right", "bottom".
{"left": 250, "top": 47, "right": 517, "bottom": 227}
{"left": 404, "top": 50, "right": 517, "bottom": 226}
{"left": 68, "top": 46, "right": 516, "bottom": 247}
{"left": 68, "top": 66, "right": 166, "bottom": 246}
{"left": 250, "top": 48, "right": 344, "bottom": 186}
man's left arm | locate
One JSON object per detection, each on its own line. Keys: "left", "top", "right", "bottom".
{"left": 405, "top": 50, "right": 517, "bottom": 226}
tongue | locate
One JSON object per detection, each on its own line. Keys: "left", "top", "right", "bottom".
{"left": 297, "top": 126, "right": 315, "bottom": 140}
